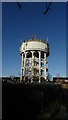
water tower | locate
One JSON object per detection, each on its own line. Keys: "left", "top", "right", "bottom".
{"left": 20, "top": 35, "right": 50, "bottom": 83}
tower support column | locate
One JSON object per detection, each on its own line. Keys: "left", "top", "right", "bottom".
{"left": 39, "top": 51, "right": 41, "bottom": 83}
{"left": 20, "top": 53, "right": 23, "bottom": 81}
{"left": 23, "top": 51, "right": 27, "bottom": 81}
{"left": 44, "top": 53, "right": 46, "bottom": 80}
{"left": 46, "top": 57, "right": 48, "bottom": 80}
{"left": 31, "top": 51, "right": 34, "bottom": 83}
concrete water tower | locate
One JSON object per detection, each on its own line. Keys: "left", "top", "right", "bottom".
{"left": 20, "top": 34, "right": 50, "bottom": 83}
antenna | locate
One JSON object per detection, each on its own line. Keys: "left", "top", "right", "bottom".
{"left": 43, "top": 32, "right": 44, "bottom": 40}
{"left": 32, "top": 34, "right": 33, "bottom": 40}
{"left": 47, "top": 37, "right": 48, "bottom": 42}
{"left": 20, "top": 39, "right": 22, "bottom": 44}
{"left": 35, "top": 33, "right": 36, "bottom": 40}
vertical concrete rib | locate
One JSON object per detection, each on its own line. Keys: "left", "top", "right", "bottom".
{"left": 44, "top": 53, "right": 46, "bottom": 80}
{"left": 24, "top": 51, "right": 26, "bottom": 81}
{"left": 31, "top": 51, "right": 34, "bottom": 82}
{"left": 39, "top": 51, "right": 41, "bottom": 82}
{"left": 20, "top": 53, "right": 23, "bottom": 80}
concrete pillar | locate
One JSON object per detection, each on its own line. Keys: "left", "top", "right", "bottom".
{"left": 31, "top": 51, "right": 34, "bottom": 83}
{"left": 44, "top": 53, "right": 46, "bottom": 80}
{"left": 46, "top": 57, "right": 48, "bottom": 68}
{"left": 20, "top": 53, "right": 23, "bottom": 81}
{"left": 46, "top": 57, "right": 48, "bottom": 79}
{"left": 39, "top": 51, "right": 41, "bottom": 83}
{"left": 24, "top": 51, "right": 26, "bottom": 81}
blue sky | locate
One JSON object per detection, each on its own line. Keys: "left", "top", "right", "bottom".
{"left": 1, "top": 0, "right": 67, "bottom": 2}
{"left": 0, "top": 2, "right": 2, "bottom": 77}
{"left": 66, "top": 2, "right": 68, "bottom": 77}
{"left": 2, "top": 2, "right": 66, "bottom": 78}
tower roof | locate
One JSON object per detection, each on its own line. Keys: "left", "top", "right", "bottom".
{"left": 25, "top": 39, "right": 49, "bottom": 45}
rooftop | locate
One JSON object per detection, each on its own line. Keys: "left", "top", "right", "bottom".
{"left": 21, "top": 34, "right": 49, "bottom": 46}
{"left": 21, "top": 39, "right": 49, "bottom": 46}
